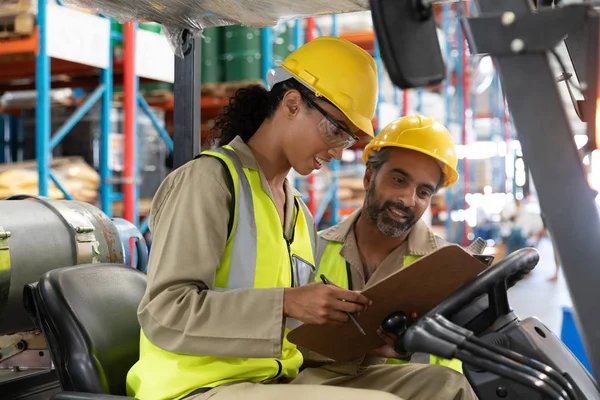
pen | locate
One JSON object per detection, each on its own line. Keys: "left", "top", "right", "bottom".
{"left": 320, "top": 274, "right": 367, "bottom": 336}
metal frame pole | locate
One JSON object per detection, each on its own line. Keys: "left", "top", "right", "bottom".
{"left": 123, "top": 22, "right": 138, "bottom": 225}
{"left": 36, "top": 0, "right": 50, "bottom": 197}
{"left": 466, "top": 0, "right": 600, "bottom": 376}
{"left": 330, "top": 15, "right": 340, "bottom": 226}
{"left": 173, "top": 29, "right": 201, "bottom": 167}
{"left": 305, "top": 18, "right": 317, "bottom": 216}
{"left": 443, "top": 2, "right": 454, "bottom": 241}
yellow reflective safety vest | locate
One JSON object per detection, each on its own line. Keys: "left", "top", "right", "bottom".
{"left": 315, "top": 235, "right": 463, "bottom": 373}
{"left": 127, "top": 146, "right": 317, "bottom": 400}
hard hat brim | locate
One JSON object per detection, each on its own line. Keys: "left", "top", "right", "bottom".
{"left": 344, "top": 107, "right": 375, "bottom": 138}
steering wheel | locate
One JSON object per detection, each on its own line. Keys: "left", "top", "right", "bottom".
{"left": 382, "top": 247, "right": 540, "bottom": 352}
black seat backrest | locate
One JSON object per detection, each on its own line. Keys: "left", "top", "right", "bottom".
{"left": 25, "top": 264, "right": 146, "bottom": 395}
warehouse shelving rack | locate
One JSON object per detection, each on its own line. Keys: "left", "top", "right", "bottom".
{"left": 0, "top": 0, "right": 115, "bottom": 203}
{"left": 0, "top": 2, "right": 175, "bottom": 235}
{"left": 0, "top": 3, "right": 515, "bottom": 242}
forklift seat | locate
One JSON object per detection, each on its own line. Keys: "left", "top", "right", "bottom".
{"left": 24, "top": 264, "right": 146, "bottom": 399}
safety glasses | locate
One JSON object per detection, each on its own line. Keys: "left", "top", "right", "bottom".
{"left": 303, "top": 97, "right": 360, "bottom": 150}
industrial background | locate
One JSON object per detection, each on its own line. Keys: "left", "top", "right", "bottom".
{"left": 0, "top": 0, "right": 593, "bottom": 379}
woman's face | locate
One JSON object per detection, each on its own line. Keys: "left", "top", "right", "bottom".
{"left": 281, "top": 90, "right": 360, "bottom": 176}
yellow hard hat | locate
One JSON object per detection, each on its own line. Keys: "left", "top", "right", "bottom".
{"left": 362, "top": 115, "right": 459, "bottom": 187}
{"left": 276, "top": 36, "right": 378, "bottom": 137}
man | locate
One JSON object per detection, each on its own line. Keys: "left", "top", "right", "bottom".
{"left": 310, "top": 115, "right": 471, "bottom": 378}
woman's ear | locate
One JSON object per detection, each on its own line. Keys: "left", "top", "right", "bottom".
{"left": 282, "top": 89, "right": 302, "bottom": 118}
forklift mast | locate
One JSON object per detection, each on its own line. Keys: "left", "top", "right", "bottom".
{"left": 458, "top": 0, "right": 600, "bottom": 378}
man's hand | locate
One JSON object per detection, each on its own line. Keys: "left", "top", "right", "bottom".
{"left": 366, "top": 328, "right": 411, "bottom": 359}
{"left": 283, "top": 283, "right": 371, "bottom": 325}
{"left": 367, "top": 313, "right": 419, "bottom": 359}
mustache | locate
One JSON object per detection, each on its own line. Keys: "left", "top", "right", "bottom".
{"left": 382, "top": 201, "right": 415, "bottom": 221}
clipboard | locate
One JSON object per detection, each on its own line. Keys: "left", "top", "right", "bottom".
{"left": 286, "top": 244, "right": 489, "bottom": 362}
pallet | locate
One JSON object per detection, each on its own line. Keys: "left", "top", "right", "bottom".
{"left": 0, "top": 51, "right": 35, "bottom": 63}
{"left": 0, "top": 12, "right": 35, "bottom": 39}
{"left": 201, "top": 80, "right": 265, "bottom": 98}
{"left": 0, "top": 0, "right": 36, "bottom": 16}
{"left": 113, "top": 90, "right": 173, "bottom": 106}
{"left": 142, "top": 89, "right": 173, "bottom": 104}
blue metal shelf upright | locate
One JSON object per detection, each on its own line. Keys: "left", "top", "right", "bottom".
{"left": 35, "top": 0, "right": 114, "bottom": 206}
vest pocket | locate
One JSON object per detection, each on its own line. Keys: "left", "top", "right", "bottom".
{"left": 291, "top": 254, "right": 316, "bottom": 287}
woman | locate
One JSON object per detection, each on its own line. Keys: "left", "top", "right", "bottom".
{"left": 126, "top": 36, "right": 381, "bottom": 400}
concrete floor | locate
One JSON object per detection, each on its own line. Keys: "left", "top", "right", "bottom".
{"left": 507, "top": 236, "right": 572, "bottom": 335}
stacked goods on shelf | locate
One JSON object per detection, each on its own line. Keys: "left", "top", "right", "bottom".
{"left": 338, "top": 176, "right": 365, "bottom": 211}
{"left": 469, "top": 157, "right": 493, "bottom": 193}
{"left": 0, "top": 0, "right": 99, "bottom": 41}
{"left": 201, "top": 26, "right": 222, "bottom": 84}
{"left": 220, "top": 22, "right": 294, "bottom": 84}
{"left": 222, "top": 25, "right": 261, "bottom": 83}
{"left": 21, "top": 104, "right": 170, "bottom": 200}
{"left": 0, "top": 0, "right": 36, "bottom": 39}
{"left": 273, "top": 22, "right": 295, "bottom": 64}
{"left": 0, "top": 156, "right": 100, "bottom": 201}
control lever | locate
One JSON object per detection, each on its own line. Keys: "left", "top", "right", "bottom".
{"left": 382, "top": 311, "right": 410, "bottom": 336}
{"left": 422, "top": 317, "right": 572, "bottom": 399}
{"left": 381, "top": 311, "right": 412, "bottom": 354}
{"left": 403, "top": 316, "right": 572, "bottom": 400}
{"left": 431, "top": 315, "right": 579, "bottom": 400}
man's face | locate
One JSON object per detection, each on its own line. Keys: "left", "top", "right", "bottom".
{"left": 364, "top": 147, "right": 442, "bottom": 237}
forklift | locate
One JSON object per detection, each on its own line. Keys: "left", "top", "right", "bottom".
{"left": 2, "top": 0, "right": 600, "bottom": 399}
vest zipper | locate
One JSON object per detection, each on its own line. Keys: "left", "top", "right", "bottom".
{"left": 285, "top": 237, "right": 294, "bottom": 287}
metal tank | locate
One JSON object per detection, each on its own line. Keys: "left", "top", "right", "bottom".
{"left": 0, "top": 194, "right": 148, "bottom": 335}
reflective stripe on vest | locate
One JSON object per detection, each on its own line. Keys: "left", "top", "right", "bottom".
{"left": 127, "top": 146, "right": 316, "bottom": 400}
{"left": 207, "top": 146, "right": 316, "bottom": 291}
{"left": 211, "top": 147, "right": 258, "bottom": 290}
{"left": 316, "top": 236, "right": 463, "bottom": 374}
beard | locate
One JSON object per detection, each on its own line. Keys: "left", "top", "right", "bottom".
{"left": 365, "top": 184, "right": 417, "bottom": 238}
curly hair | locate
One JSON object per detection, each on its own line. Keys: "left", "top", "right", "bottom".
{"left": 208, "top": 78, "right": 322, "bottom": 147}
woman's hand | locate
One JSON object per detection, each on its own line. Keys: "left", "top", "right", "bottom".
{"left": 283, "top": 283, "right": 371, "bottom": 325}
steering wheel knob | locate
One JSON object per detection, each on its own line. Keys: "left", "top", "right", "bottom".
{"left": 382, "top": 311, "right": 410, "bottom": 336}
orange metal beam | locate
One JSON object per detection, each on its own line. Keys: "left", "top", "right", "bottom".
{"left": 0, "top": 29, "right": 39, "bottom": 56}
{"left": 340, "top": 31, "right": 375, "bottom": 53}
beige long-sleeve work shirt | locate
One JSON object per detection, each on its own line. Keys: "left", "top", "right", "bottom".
{"left": 137, "top": 136, "right": 306, "bottom": 359}
{"left": 304, "top": 208, "right": 442, "bottom": 371}
{"left": 319, "top": 208, "right": 440, "bottom": 291}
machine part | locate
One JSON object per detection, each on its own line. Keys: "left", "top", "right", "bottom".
{"left": 0, "top": 225, "right": 11, "bottom": 327}
{"left": 463, "top": 4, "right": 589, "bottom": 56}
{"left": 0, "top": 350, "right": 53, "bottom": 370}
{"left": 0, "top": 332, "right": 47, "bottom": 366}
{"left": 464, "top": 0, "right": 600, "bottom": 378}
{"left": 426, "top": 248, "right": 539, "bottom": 321}
{"left": 0, "top": 369, "right": 61, "bottom": 400}
{"left": 0, "top": 195, "right": 147, "bottom": 335}
{"left": 174, "top": 29, "right": 202, "bottom": 168}
{"left": 0, "top": 340, "right": 26, "bottom": 363}
{"left": 463, "top": 317, "right": 599, "bottom": 400}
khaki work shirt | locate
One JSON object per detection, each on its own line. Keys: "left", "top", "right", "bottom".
{"left": 319, "top": 207, "right": 440, "bottom": 291}
{"left": 138, "top": 136, "right": 309, "bottom": 359}
{"left": 305, "top": 208, "right": 443, "bottom": 372}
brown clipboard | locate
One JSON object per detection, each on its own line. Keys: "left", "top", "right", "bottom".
{"left": 286, "top": 244, "right": 489, "bottom": 362}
